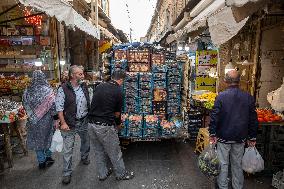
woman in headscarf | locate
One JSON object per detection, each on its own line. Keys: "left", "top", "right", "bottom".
{"left": 23, "top": 70, "right": 58, "bottom": 169}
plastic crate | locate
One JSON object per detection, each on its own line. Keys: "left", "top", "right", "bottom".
{"left": 153, "top": 81, "right": 167, "bottom": 88}
{"left": 153, "top": 101, "right": 167, "bottom": 114}
{"left": 114, "top": 49, "right": 127, "bottom": 60}
{"left": 152, "top": 64, "right": 167, "bottom": 73}
{"left": 128, "top": 115, "right": 143, "bottom": 137}
{"left": 139, "top": 72, "right": 152, "bottom": 82}
{"left": 153, "top": 72, "right": 167, "bottom": 80}
{"left": 270, "top": 125, "right": 284, "bottom": 142}
{"left": 128, "top": 49, "right": 150, "bottom": 63}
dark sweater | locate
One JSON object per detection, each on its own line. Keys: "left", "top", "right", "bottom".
{"left": 88, "top": 80, "right": 123, "bottom": 125}
{"left": 209, "top": 86, "right": 258, "bottom": 143}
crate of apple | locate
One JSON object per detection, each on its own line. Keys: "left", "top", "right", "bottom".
{"left": 256, "top": 109, "right": 283, "bottom": 123}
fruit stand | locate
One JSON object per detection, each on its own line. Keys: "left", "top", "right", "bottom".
{"left": 0, "top": 98, "right": 28, "bottom": 168}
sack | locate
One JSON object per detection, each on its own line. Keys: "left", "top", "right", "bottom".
{"left": 198, "top": 144, "right": 221, "bottom": 177}
{"left": 49, "top": 129, "right": 63, "bottom": 152}
{"left": 242, "top": 147, "right": 264, "bottom": 173}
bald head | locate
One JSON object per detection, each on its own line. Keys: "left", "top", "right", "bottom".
{"left": 224, "top": 70, "right": 240, "bottom": 85}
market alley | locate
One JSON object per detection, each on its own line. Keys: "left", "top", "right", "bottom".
{"left": 0, "top": 139, "right": 272, "bottom": 189}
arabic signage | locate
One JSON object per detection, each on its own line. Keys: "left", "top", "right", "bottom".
{"left": 195, "top": 50, "right": 218, "bottom": 92}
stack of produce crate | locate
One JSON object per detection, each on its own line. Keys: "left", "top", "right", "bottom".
{"left": 143, "top": 115, "right": 159, "bottom": 138}
{"left": 128, "top": 114, "right": 143, "bottom": 137}
{"left": 139, "top": 73, "right": 153, "bottom": 113}
{"left": 187, "top": 108, "right": 203, "bottom": 140}
{"left": 123, "top": 72, "right": 139, "bottom": 113}
{"left": 167, "top": 61, "right": 182, "bottom": 115}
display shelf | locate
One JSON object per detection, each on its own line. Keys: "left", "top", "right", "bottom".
{"left": 0, "top": 55, "right": 37, "bottom": 59}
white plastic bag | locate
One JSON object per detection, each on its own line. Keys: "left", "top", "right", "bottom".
{"left": 267, "top": 78, "right": 284, "bottom": 112}
{"left": 242, "top": 147, "right": 264, "bottom": 173}
{"left": 50, "top": 129, "right": 63, "bottom": 152}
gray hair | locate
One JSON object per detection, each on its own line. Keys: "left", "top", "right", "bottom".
{"left": 68, "top": 65, "right": 84, "bottom": 78}
{"left": 224, "top": 71, "right": 240, "bottom": 84}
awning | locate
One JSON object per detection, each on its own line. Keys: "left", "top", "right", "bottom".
{"left": 19, "top": 0, "right": 100, "bottom": 40}
{"left": 225, "top": 0, "right": 260, "bottom": 7}
{"left": 208, "top": 6, "right": 249, "bottom": 46}
{"left": 98, "top": 25, "right": 120, "bottom": 43}
{"left": 185, "top": 0, "right": 226, "bottom": 34}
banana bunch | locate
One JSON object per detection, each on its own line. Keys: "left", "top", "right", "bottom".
{"left": 196, "top": 92, "right": 217, "bottom": 101}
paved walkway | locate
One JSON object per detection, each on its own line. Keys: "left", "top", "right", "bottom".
{"left": 0, "top": 138, "right": 273, "bottom": 189}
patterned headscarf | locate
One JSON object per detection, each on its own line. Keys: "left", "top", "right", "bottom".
{"left": 23, "top": 70, "right": 55, "bottom": 125}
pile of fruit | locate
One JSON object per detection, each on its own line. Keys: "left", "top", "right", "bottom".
{"left": 195, "top": 92, "right": 217, "bottom": 101}
{"left": 0, "top": 75, "right": 31, "bottom": 91}
{"left": 0, "top": 98, "right": 22, "bottom": 122}
{"left": 195, "top": 92, "right": 217, "bottom": 109}
{"left": 256, "top": 109, "right": 283, "bottom": 123}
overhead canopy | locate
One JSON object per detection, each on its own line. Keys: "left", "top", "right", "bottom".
{"left": 208, "top": 6, "right": 249, "bottom": 46}
{"left": 98, "top": 25, "right": 120, "bottom": 43}
{"left": 225, "top": 0, "right": 260, "bottom": 7}
{"left": 185, "top": 0, "right": 226, "bottom": 34}
{"left": 19, "top": 0, "right": 100, "bottom": 40}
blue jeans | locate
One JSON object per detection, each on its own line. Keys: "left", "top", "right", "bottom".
{"left": 35, "top": 149, "right": 52, "bottom": 164}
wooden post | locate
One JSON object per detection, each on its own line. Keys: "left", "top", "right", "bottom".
{"left": 251, "top": 18, "right": 262, "bottom": 97}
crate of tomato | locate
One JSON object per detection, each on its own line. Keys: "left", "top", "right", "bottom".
{"left": 256, "top": 109, "right": 283, "bottom": 123}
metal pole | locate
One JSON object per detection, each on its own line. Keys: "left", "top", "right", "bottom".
{"left": 95, "top": 0, "right": 99, "bottom": 71}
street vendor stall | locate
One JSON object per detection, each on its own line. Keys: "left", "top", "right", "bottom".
{"left": 0, "top": 97, "right": 28, "bottom": 168}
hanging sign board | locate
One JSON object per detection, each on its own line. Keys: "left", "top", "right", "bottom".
{"left": 195, "top": 50, "right": 218, "bottom": 92}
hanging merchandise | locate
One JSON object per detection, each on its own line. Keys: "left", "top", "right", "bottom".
{"left": 24, "top": 7, "right": 43, "bottom": 26}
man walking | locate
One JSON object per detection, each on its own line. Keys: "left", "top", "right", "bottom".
{"left": 209, "top": 70, "right": 258, "bottom": 189}
{"left": 88, "top": 70, "right": 134, "bottom": 181}
{"left": 56, "top": 65, "right": 91, "bottom": 185}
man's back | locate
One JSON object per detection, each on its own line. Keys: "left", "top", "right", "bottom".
{"left": 209, "top": 86, "right": 258, "bottom": 142}
{"left": 88, "top": 81, "right": 123, "bottom": 125}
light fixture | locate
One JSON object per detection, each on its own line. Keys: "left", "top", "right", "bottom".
{"left": 208, "top": 67, "right": 218, "bottom": 78}
{"left": 236, "top": 56, "right": 254, "bottom": 65}
{"left": 225, "top": 60, "right": 235, "bottom": 74}
{"left": 35, "top": 61, "right": 42, "bottom": 67}
{"left": 60, "top": 60, "right": 66, "bottom": 65}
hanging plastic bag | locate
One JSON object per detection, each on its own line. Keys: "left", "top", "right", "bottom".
{"left": 198, "top": 144, "right": 221, "bottom": 177}
{"left": 242, "top": 147, "right": 264, "bottom": 173}
{"left": 50, "top": 129, "right": 63, "bottom": 152}
{"left": 267, "top": 78, "right": 284, "bottom": 112}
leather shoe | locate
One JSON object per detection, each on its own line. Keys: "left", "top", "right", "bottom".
{"left": 62, "top": 175, "right": 71, "bottom": 185}
{"left": 81, "top": 158, "right": 90, "bottom": 165}
{"left": 99, "top": 168, "right": 113, "bottom": 181}
{"left": 38, "top": 162, "right": 46, "bottom": 169}
{"left": 45, "top": 157, "right": 55, "bottom": 167}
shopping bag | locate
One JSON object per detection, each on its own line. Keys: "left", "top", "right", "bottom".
{"left": 242, "top": 147, "right": 264, "bottom": 173}
{"left": 198, "top": 144, "right": 221, "bottom": 177}
{"left": 50, "top": 129, "right": 63, "bottom": 152}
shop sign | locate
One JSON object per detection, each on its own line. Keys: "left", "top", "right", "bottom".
{"left": 99, "top": 41, "right": 112, "bottom": 53}
{"left": 195, "top": 50, "right": 218, "bottom": 92}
